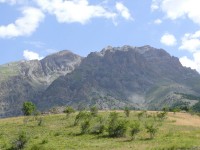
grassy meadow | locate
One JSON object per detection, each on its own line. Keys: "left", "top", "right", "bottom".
{"left": 0, "top": 111, "right": 200, "bottom": 150}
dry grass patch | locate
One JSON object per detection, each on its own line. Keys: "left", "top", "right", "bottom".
{"left": 168, "top": 112, "right": 200, "bottom": 127}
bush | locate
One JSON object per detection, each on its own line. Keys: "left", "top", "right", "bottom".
{"left": 91, "top": 115, "right": 106, "bottom": 134}
{"left": 124, "top": 107, "right": 130, "bottom": 117}
{"left": 130, "top": 121, "right": 140, "bottom": 140}
{"left": 90, "top": 106, "right": 98, "bottom": 117}
{"left": 41, "top": 139, "right": 48, "bottom": 144}
{"left": 108, "top": 119, "right": 128, "bottom": 137}
{"left": 91, "top": 124, "right": 105, "bottom": 134}
{"left": 137, "top": 111, "right": 147, "bottom": 120}
{"left": 74, "top": 111, "right": 91, "bottom": 126}
{"left": 107, "top": 112, "right": 128, "bottom": 137}
{"left": 64, "top": 106, "right": 75, "bottom": 117}
{"left": 22, "top": 102, "right": 36, "bottom": 116}
{"left": 157, "top": 111, "right": 167, "bottom": 121}
{"left": 37, "top": 117, "right": 44, "bottom": 126}
{"left": 145, "top": 122, "right": 158, "bottom": 139}
{"left": 81, "top": 120, "right": 91, "bottom": 134}
{"left": 10, "top": 132, "right": 28, "bottom": 150}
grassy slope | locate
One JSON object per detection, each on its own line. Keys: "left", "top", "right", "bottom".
{"left": 0, "top": 111, "right": 200, "bottom": 150}
{"left": 0, "top": 62, "right": 20, "bottom": 81}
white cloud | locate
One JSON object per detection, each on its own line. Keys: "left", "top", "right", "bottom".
{"left": 179, "top": 30, "right": 200, "bottom": 73}
{"left": 151, "top": 0, "right": 160, "bottom": 11}
{"left": 0, "top": 0, "right": 27, "bottom": 5}
{"left": 34, "top": 0, "right": 117, "bottom": 24}
{"left": 180, "top": 52, "right": 200, "bottom": 73}
{"left": 160, "top": 33, "right": 177, "bottom": 46}
{"left": 179, "top": 30, "right": 200, "bottom": 53}
{"left": 23, "top": 50, "right": 43, "bottom": 60}
{"left": 115, "top": 2, "right": 132, "bottom": 20}
{"left": 0, "top": 0, "right": 17, "bottom": 4}
{"left": 154, "top": 19, "right": 162, "bottom": 24}
{"left": 152, "top": 0, "right": 200, "bottom": 25}
{"left": 0, "top": 7, "right": 44, "bottom": 38}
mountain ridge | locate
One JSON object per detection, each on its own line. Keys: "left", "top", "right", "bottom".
{"left": 0, "top": 45, "right": 200, "bottom": 117}
{"left": 38, "top": 45, "right": 200, "bottom": 111}
{"left": 0, "top": 50, "right": 82, "bottom": 117}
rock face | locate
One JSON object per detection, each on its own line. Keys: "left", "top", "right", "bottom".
{"left": 0, "top": 50, "right": 82, "bottom": 117}
{"left": 39, "top": 45, "right": 200, "bottom": 110}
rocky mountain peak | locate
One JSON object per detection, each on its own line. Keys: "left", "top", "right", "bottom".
{"left": 0, "top": 50, "right": 82, "bottom": 117}
{"left": 39, "top": 45, "right": 200, "bottom": 111}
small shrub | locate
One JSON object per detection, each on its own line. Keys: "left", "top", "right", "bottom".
{"left": 91, "top": 115, "right": 106, "bottom": 134}
{"left": 33, "top": 111, "right": 41, "bottom": 119}
{"left": 137, "top": 111, "right": 147, "bottom": 120}
{"left": 64, "top": 106, "right": 75, "bottom": 117}
{"left": 109, "top": 112, "right": 118, "bottom": 124}
{"left": 37, "top": 117, "right": 44, "bottom": 126}
{"left": 108, "top": 119, "right": 128, "bottom": 137}
{"left": 130, "top": 120, "right": 140, "bottom": 140}
{"left": 41, "top": 139, "right": 48, "bottom": 144}
{"left": 162, "top": 106, "right": 169, "bottom": 112}
{"left": 91, "top": 124, "right": 105, "bottom": 134}
{"left": 10, "top": 131, "right": 29, "bottom": 150}
{"left": 74, "top": 111, "right": 91, "bottom": 126}
{"left": 145, "top": 122, "right": 158, "bottom": 139}
{"left": 90, "top": 106, "right": 98, "bottom": 117}
{"left": 81, "top": 120, "right": 90, "bottom": 134}
{"left": 172, "top": 107, "right": 181, "bottom": 114}
{"left": 157, "top": 111, "right": 167, "bottom": 121}
{"left": 54, "top": 132, "right": 61, "bottom": 136}
{"left": 22, "top": 101, "right": 36, "bottom": 116}
{"left": 124, "top": 107, "right": 130, "bottom": 117}
{"left": 107, "top": 112, "right": 128, "bottom": 137}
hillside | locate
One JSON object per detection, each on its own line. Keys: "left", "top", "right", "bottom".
{"left": 0, "top": 111, "right": 200, "bottom": 150}
{"left": 0, "top": 50, "right": 82, "bottom": 117}
{"left": 39, "top": 45, "right": 200, "bottom": 111}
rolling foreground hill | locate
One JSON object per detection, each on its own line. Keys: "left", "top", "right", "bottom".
{"left": 39, "top": 45, "right": 200, "bottom": 111}
{"left": 0, "top": 45, "right": 200, "bottom": 117}
{"left": 0, "top": 50, "right": 82, "bottom": 117}
{"left": 0, "top": 111, "right": 200, "bottom": 150}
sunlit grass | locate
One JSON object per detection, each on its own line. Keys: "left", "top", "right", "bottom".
{"left": 0, "top": 111, "right": 200, "bottom": 150}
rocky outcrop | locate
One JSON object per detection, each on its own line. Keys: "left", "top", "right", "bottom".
{"left": 0, "top": 50, "right": 82, "bottom": 117}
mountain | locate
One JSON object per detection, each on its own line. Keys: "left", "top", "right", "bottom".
{"left": 39, "top": 45, "right": 200, "bottom": 110}
{"left": 0, "top": 50, "right": 82, "bottom": 117}
{"left": 1, "top": 45, "right": 200, "bottom": 118}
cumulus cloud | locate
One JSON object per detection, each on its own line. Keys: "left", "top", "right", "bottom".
{"left": 152, "top": 0, "right": 200, "bottom": 25}
{"left": 151, "top": 0, "right": 160, "bottom": 11}
{"left": 180, "top": 52, "right": 200, "bottom": 73}
{"left": 115, "top": 2, "right": 132, "bottom": 20}
{"left": 34, "top": 0, "right": 117, "bottom": 24}
{"left": 0, "top": 0, "right": 27, "bottom": 5}
{"left": 0, "top": 7, "right": 44, "bottom": 38}
{"left": 179, "top": 30, "right": 200, "bottom": 53}
{"left": 160, "top": 33, "right": 177, "bottom": 46}
{"left": 23, "top": 50, "right": 43, "bottom": 60}
{"left": 178, "top": 30, "right": 200, "bottom": 73}
{"left": 154, "top": 19, "right": 162, "bottom": 24}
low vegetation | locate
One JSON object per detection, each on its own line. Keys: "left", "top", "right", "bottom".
{"left": 0, "top": 109, "right": 200, "bottom": 150}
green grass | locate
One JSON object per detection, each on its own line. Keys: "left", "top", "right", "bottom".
{"left": 0, "top": 111, "right": 200, "bottom": 150}
{"left": 0, "top": 62, "right": 20, "bottom": 81}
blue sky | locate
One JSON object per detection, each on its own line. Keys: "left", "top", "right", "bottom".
{"left": 0, "top": 0, "right": 200, "bottom": 73}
